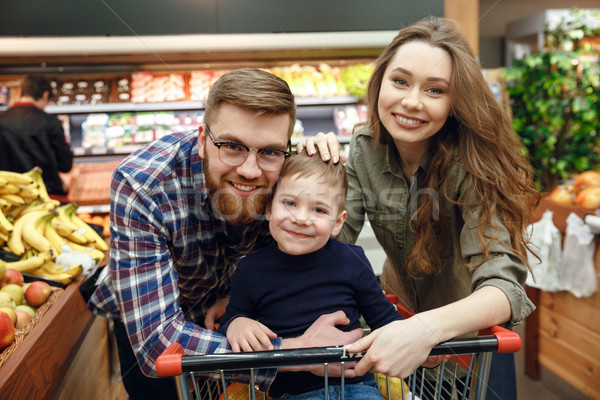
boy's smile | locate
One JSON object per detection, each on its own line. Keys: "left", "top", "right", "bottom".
{"left": 266, "top": 174, "right": 347, "bottom": 255}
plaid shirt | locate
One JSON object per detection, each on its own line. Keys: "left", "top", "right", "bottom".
{"left": 87, "top": 130, "right": 277, "bottom": 386}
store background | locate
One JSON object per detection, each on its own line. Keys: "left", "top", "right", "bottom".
{"left": 1, "top": 1, "right": 599, "bottom": 399}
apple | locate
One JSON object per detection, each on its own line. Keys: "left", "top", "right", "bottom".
{"left": 0, "top": 292, "right": 15, "bottom": 309}
{"left": 0, "top": 311, "right": 15, "bottom": 350}
{"left": 576, "top": 186, "right": 600, "bottom": 209}
{"left": 573, "top": 170, "right": 600, "bottom": 194}
{"left": 14, "top": 308, "right": 33, "bottom": 330}
{"left": 16, "top": 304, "right": 36, "bottom": 318}
{"left": 0, "top": 307, "right": 17, "bottom": 326}
{"left": 25, "top": 281, "right": 52, "bottom": 307}
{"left": 548, "top": 184, "right": 575, "bottom": 205}
{"left": 1, "top": 284, "right": 24, "bottom": 306}
{"left": 1, "top": 268, "right": 24, "bottom": 287}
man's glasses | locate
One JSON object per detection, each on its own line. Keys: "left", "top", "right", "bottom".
{"left": 205, "top": 125, "right": 291, "bottom": 172}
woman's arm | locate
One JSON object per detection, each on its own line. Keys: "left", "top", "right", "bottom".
{"left": 346, "top": 285, "right": 510, "bottom": 378}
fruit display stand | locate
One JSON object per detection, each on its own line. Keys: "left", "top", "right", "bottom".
{"left": 525, "top": 194, "right": 600, "bottom": 399}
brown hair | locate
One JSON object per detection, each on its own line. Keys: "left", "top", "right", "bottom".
{"left": 21, "top": 74, "right": 53, "bottom": 100}
{"left": 279, "top": 148, "right": 348, "bottom": 212}
{"left": 363, "top": 16, "right": 539, "bottom": 275}
{"left": 204, "top": 68, "right": 296, "bottom": 139}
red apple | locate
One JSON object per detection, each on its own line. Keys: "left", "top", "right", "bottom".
{"left": 25, "top": 281, "right": 52, "bottom": 307}
{"left": 0, "top": 307, "right": 17, "bottom": 326}
{"left": 14, "top": 308, "right": 33, "bottom": 330}
{"left": 1, "top": 268, "right": 24, "bottom": 287}
{"left": 0, "top": 311, "right": 15, "bottom": 350}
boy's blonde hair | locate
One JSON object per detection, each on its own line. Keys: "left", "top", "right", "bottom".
{"left": 278, "top": 148, "right": 348, "bottom": 212}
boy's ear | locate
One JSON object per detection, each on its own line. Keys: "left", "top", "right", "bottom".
{"left": 331, "top": 210, "right": 347, "bottom": 236}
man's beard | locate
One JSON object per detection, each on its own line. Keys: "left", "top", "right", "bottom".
{"left": 204, "top": 156, "right": 272, "bottom": 225}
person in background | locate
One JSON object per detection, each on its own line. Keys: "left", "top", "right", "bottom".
{"left": 0, "top": 74, "right": 73, "bottom": 195}
{"left": 327, "top": 16, "right": 539, "bottom": 400}
{"left": 218, "top": 148, "right": 403, "bottom": 400}
{"left": 86, "top": 68, "right": 362, "bottom": 400}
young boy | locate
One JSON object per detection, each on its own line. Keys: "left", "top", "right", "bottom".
{"left": 217, "top": 148, "right": 402, "bottom": 400}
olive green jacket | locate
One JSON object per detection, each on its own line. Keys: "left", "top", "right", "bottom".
{"left": 338, "top": 126, "right": 534, "bottom": 327}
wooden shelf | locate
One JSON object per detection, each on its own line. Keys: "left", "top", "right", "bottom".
{"left": 0, "top": 278, "right": 94, "bottom": 399}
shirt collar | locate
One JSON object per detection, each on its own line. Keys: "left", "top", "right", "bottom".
{"left": 384, "top": 143, "right": 431, "bottom": 179}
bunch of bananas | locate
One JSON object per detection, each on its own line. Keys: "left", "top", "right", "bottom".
{"left": 0, "top": 168, "right": 108, "bottom": 285}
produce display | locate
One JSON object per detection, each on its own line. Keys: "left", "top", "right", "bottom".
{"left": 0, "top": 168, "right": 107, "bottom": 287}
{"left": 0, "top": 266, "right": 55, "bottom": 351}
{"left": 548, "top": 170, "right": 600, "bottom": 209}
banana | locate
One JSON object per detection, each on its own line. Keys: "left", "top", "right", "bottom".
{"left": 7, "top": 209, "right": 29, "bottom": 255}
{"left": 67, "top": 205, "right": 109, "bottom": 251}
{"left": 0, "top": 230, "right": 8, "bottom": 243}
{"left": 51, "top": 262, "right": 84, "bottom": 278}
{"left": 43, "top": 215, "right": 71, "bottom": 253}
{"left": 0, "top": 183, "right": 21, "bottom": 195}
{"left": 0, "top": 209, "right": 13, "bottom": 234}
{"left": 29, "top": 267, "right": 73, "bottom": 285}
{"left": 0, "top": 194, "right": 26, "bottom": 207}
{"left": 18, "top": 185, "right": 41, "bottom": 202}
{"left": 0, "top": 176, "right": 8, "bottom": 187}
{"left": 64, "top": 240, "right": 106, "bottom": 263}
{"left": 19, "top": 199, "right": 58, "bottom": 216}
{"left": 0, "top": 197, "right": 10, "bottom": 209}
{"left": 4, "top": 251, "right": 52, "bottom": 273}
{"left": 25, "top": 167, "right": 58, "bottom": 205}
{"left": 20, "top": 210, "right": 54, "bottom": 254}
{"left": 0, "top": 171, "right": 34, "bottom": 186}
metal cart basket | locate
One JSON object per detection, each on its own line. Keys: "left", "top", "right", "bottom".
{"left": 156, "top": 322, "right": 521, "bottom": 400}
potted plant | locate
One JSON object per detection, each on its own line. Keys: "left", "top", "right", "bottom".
{"left": 502, "top": 8, "right": 600, "bottom": 192}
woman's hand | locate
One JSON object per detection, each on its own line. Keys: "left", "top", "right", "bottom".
{"left": 226, "top": 317, "right": 277, "bottom": 352}
{"left": 344, "top": 317, "right": 440, "bottom": 378}
{"left": 296, "top": 132, "right": 346, "bottom": 164}
{"left": 204, "top": 298, "right": 229, "bottom": 330}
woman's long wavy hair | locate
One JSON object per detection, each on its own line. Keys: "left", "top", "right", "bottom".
{"left": 364, "top": 16, "right": 539, "bottom": 276}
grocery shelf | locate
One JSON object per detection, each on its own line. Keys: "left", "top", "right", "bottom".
{"left": 71, "top": 135, "right": 352, "bottom": 157}
{"left": 45, "top": 96, "right": 360, "bottom": 115}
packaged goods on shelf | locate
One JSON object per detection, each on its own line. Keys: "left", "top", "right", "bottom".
{"left": 81, "top": 113, "right": 109, "bottom": 148}
{"left": 0, "top": 86, "right": 8, "bottom": 106}
{"left": 189, "top": 70, "right": 225, "bottom": 101}
{"left": 333, "top": 104, "right": 368, "bottom": 136}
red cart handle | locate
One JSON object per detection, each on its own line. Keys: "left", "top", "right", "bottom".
{"left": 156, "top": 343, "right": 185, "bottom": 377}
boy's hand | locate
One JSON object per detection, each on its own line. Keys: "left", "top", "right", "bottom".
{"left": 226, "top": 317, "right": 277, "bottom": 352}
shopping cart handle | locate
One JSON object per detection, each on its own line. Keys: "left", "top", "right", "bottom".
{"left": 156, "top": 343, "right": 185, "bottom": 377}
{"left": 488, "top": 325, "right": 522, "bottom": 353}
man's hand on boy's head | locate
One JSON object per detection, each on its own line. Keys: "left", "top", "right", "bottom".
{"left": 296, "top": 132, "right": 346, "bottom": 164}
{"left": 226, "top": 317, "right": 277, "bottom": 352}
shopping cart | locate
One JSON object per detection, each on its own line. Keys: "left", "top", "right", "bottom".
{"left": 156, "top": 297, "right": 521, "bottom": 400}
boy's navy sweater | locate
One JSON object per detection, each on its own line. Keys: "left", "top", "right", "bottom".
{"left": 218, "top": 239, "right": 402, "bottom": 397}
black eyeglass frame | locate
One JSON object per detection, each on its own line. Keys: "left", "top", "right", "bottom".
{"left": 204, "top": 125, "right": 292, "bottom": 170}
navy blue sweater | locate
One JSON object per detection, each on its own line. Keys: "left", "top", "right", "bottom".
{"left": 218, "top": 239, "right": 402, "bottom": 397}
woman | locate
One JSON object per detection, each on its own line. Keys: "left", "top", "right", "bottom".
{"left": 334, "top": 16, "right": 539, "bottom": 399}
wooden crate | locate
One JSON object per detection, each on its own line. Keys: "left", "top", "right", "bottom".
{"left": 66, "top": 160, "right": 121, "bottom": 206}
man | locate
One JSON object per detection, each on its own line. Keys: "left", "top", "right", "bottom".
{"left": 0, "top": 74, "right": 73, "bottom": 195}
{"left": 87, "top": 68, "right": 359, "bottom": 400}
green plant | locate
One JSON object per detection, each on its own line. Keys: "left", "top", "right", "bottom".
{"left": 503, "top": 8, "right": 600, "bottom": 191}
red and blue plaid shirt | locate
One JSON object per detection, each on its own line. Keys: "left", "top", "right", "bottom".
{"left": 87, "top": 130, "right": 276, "bottom": 386}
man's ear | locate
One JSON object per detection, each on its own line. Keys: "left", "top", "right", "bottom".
{"left": 198, "top": 125, "right": 206, "bottom": 158}
{"left": 331, "top": 209, "right": 348, "bottom": 236}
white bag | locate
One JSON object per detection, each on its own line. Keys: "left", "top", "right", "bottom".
{"left": 526, "top": 210, "right": 563, "bottom": 291}
{"left": 560, "top": 213, "right": 598, "bottom": 298}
